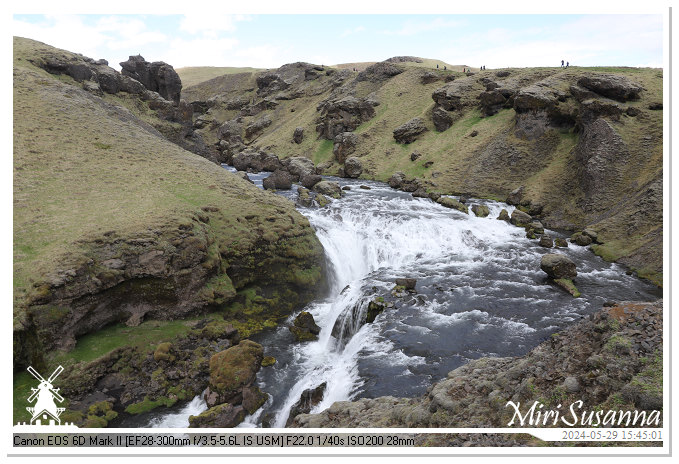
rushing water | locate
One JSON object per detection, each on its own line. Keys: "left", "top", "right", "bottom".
{"left": 145, "top": 169, "right": 661, "bottom": 428}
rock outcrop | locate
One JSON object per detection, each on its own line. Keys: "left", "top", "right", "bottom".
{"left": 333, "top": 132, "right": 358, "bottom": 163}
{"left": 120, "top": 55, "right": 182, "bottom": 103}
{"left": 393, "top": 117, "right": 428, "bottom": 144}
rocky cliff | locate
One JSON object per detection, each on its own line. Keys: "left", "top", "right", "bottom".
{"left": 183, "top": 60, "right": 663, "bottom": 286}
{"left": 13, "top": 37, "right": 326, "bottom": 371}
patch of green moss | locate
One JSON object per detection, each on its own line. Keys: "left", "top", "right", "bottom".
{"left": 209, "top": 340, "right": 262, "bottom": 394}
{"left": 554, "top": 278, "right": 581, "bottom": 297}
{"left": 261, "top": 356, "right": 276, "bottom": 367}
{"left": 604, "top": 334, "right": 633, "bottom": 356}
{"left": 125, "top": 395, "right": 177, "bottom": 415}
{"left": 153, "top": 342, "right": 174, "bottom": 362}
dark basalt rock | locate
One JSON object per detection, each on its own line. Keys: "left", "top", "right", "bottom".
{"left": 289, "top": 311, "right": 321, "bottom": 342}
{"left": 344, "top": 157, "right": 363, "bottom": 178}
{"left": 333, "top": 132, "right": 358, "bottom": 164}
{"left": 120, "top": 55, "right": 182, "bottom": 103}
{"left": 393, "top": 117, "right": 428, "bottom": 144}
{"left": 540, "top": 253, "right": 577, "bottom": 279}
{"left": 262, "top": 170, "right": 293, "bottom": 190}
{"left": 510, "top": 210, "right": 532, "bottom": 227}
{"left": 293, "top": 127, "right": 304, "bottom": 144}
{"left": 577, "top": 73, "right": 643, "bottom": 102}
{"left": 286, "top": 382, "right": 327, "bottom": 426}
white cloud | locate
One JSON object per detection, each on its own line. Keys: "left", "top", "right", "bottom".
{"left": 179, "top": 14, "right": 251, "bottom": 38}
{"left": 13, "top": 15, "right": 110, "bottom": 61}
{"left": 163, "top": 37, "right": 240, "bottom": 68}
{"left": 382, "top": 17, "right": 463, "bottom": 36}
{"left": 340, "top": 26, "right": 365, "bottom": 38}
{"left": 438, "top": 15, "right": 662, "bottom": 68}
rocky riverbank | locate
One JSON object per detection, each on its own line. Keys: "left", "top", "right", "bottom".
{"left": 292, "top": 300, "right": 663, "bottom": 434}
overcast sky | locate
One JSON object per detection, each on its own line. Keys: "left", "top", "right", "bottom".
{"left": 12, "top": 12, "right": 665, "bottom": 70}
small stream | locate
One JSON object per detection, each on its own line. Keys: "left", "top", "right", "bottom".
{"left": 139, "top": 169, "right": 661, "bottom": 428}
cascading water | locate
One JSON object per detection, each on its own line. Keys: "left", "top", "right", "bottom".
{"left": 146, "top": 172, "right": 661, "bottom": 428}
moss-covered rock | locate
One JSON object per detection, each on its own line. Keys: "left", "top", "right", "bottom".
{"left": 554, "top": 278, "right": 581, "bottom": 297}
{"left": 206, "top": 340, "right": 263, "bottom": 406}
{"left": 436, "top": 197, "right": 468, "bottom": 214}
{"left": 471, "top": 204, "right": 490, "bottom": 217}
{"left": 189, "top": 403, "right": 246, "bottom": 428}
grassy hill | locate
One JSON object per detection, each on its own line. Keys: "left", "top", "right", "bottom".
{"left": 184, "top": 59, "right": 662, "bottom": 286}
{"left": 176, "top": 66, "right": 263, "bottom": 88}
{"left": 13, "top": 37, "right": 325, "bottom": 370}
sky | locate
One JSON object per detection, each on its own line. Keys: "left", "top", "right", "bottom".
{"left": 12, "top": 13, "right": 665, "bottom": 70}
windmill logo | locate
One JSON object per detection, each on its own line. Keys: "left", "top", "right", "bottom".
{"left": 23, "top": 365, "right": 67, "bottom": 426}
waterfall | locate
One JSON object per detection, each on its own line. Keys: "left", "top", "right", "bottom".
{"left": 146, "top": 174, "right": 660, "bottom": 428}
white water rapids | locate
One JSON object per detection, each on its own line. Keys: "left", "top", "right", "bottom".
{"left": 142, "top": 174, "right": 660, "bottom": 428}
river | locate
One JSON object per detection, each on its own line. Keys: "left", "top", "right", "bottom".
{"left": 139, "top": 170, "right": 661, "bottom": 428}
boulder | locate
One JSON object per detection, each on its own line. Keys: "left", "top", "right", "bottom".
{"left": 432, "top": 106, "right": 454, "bottom": 132}
{"left": 232, "top": 150, "right": 263, "bottom": 172}
{"left": 289, "top": 311, "right": 321, "bottom": 342}
{"left": 539, "top": 234, "right": 554, "bottom": 248}
{"left": 245, "top": 115, "right": 272, "bottom": 140}
{"left": 262, "top": 170, "right": 293, "bottom": 190}
{"left": 241, "top": 385, "right": 269, "bottom": 415}
{"left": 471, "top": 204, "right": 490, "bottom": 217}
{"left": 285, "top": 157, "right": 316, "bottom": 181}
{"left": 316, "top": 193, "right": 330, "bottom": 207}
{"left": 285, "top": 383, "right": 327, "bottom": 426}
{"left": 510, "top": 210, "right": 532, "bottom": 227}
{"left": 189, "top": 403, "right": 246, "bottom": 428}
{"left": 393, "top": 117, "right": 428, "bottom": 144}
{"left": 528, "top": 220, "right": 544, "bottom": 235}
{"left": 293, "top": 127, "right": 304, "bottom": 144}
{"left": 205, "top": 340, "right": 263, "bottom": 407}
{"left": 540, "top": 254, "right": 577, "bottom": 279}
{"left": 300, "top": 174, "right": 322, "bottom": 189}
{"left": 497, "top": 209, "right": 510, "bottom": 221}
{"left": 437, "top": 197, "right": 468, "bottom": 214}
{"left": 119, "top": 55, "right": 182, "bottom": 103}
{"left": 388, "top": 172, "right": 406, "bottom": 189}
{"left": 410, "top": 151, "right": 422, "bottom": 161}
{"left": 296, "top": 187, "right": 313, "bottom": 207}
{"left": 506, "top": 186, "right": 524, "bottom": 205}
{"left": 395, "top": 278, "right": 417, "bottom": 290}
{"left": 316, "top": 95, "right": 378, "bottom": 139}
{"left": 554, "top": 238, "right": 569, "bottom": 248}
{"left": 313, "top": 181, "right": 342, "bottom": 199}
{"left": 571, "top": 232, "right": 593, "bottom": 246}
{"left": 344, "top": 157, "right": 363, "bottom": 178}
{"left": 260, "top": 152, "right": 283, "bottom": 172}
{"left": 333, "top": 132, "right": 358, "bottom": 164}
{"left": 577, "top": 74, "right": 643, "bottom": 102}
{"left": 582, "top": 228, "right": 599, "bottom": 243}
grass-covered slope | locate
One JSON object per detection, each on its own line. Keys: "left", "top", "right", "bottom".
{"left": 176, "top": 66, "right": 263, "bottom": 88}
{"left": 13, "top": 37, "right": 325, "bottom": 369}
{"left": 184, "top": 60, "right": 662, "bottom": 285}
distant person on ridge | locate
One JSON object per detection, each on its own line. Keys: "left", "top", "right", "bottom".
{"left": 561, "top": 60, "right": 564, "bottom": 67}
{"left": 566, "top": 61, "right": 569, "bottom": 68}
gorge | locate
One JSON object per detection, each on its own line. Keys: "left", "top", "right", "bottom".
{"left": 12, "top": 36, "right": 663, "bottom": 438}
